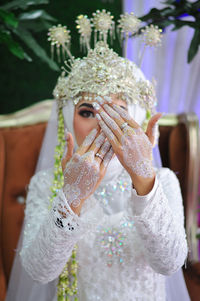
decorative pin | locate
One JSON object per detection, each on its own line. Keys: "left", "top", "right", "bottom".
{"left": 47, "top": 24, "right": 73, "bottom": 62}
{"left": 76, "top": 15, "right": 92, "bottom": 52}
{"left": 139, "top": 25, "right": 162, "bottom": 66}
{"left": 92, "top": 9, "right": 115, "bottom": 45}
{"left": 118, "top": 12, "right": 141, "bottom": 57}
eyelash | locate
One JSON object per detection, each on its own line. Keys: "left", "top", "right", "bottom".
{"left": 78, "top": 109, "right": 95, "bottom": 118}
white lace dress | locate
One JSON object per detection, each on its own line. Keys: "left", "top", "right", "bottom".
{"left": 20, "top": 167, "right": 188, "bottom": 301}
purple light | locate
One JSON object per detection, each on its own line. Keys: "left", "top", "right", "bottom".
{"left": 123, "top": 0, "right": 200, "bottom": 121}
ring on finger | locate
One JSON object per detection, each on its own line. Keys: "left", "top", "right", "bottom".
{"left": 120, "top": 122, "right": 128, "bottom": 131}
{"left": 95, "top": 152, "right": 104, "bottom": 161}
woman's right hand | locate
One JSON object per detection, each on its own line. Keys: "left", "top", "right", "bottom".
{"left": 61, "top": 128, "right": 114, "bottom": 214}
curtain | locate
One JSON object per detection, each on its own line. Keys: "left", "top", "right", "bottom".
{"left": 123, "top": 0, "right": 200, "bottom": 119}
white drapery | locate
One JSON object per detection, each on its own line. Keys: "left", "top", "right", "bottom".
{"left": 123, "top": 0, "right": 200, "bottom": 119}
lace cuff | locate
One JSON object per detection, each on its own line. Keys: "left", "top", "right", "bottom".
{"left": 52, "top": 189, "right": 82, "bottom": 236}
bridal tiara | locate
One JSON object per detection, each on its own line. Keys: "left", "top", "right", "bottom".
{"left": 48, "top": 10, "right": 162, "bottom": 114}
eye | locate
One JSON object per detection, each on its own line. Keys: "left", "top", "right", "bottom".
{"left": 78, "top": 109, "right": 95, "bottom": 118}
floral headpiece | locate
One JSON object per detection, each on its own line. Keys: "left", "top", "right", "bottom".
{"left": 48, "top": 10, "right": 162, "bottom": 115}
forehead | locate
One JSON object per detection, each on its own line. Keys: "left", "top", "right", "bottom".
{"left": 76, "top": 93, "right": 127, "bottom": 107}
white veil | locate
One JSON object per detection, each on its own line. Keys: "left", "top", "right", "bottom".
{"left": 6, "top": 64, "right": 190, "bottom": 300}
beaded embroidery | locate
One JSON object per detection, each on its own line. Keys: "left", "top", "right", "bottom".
{"left": 96, "top": 220, "right": 134, "bottom": 267}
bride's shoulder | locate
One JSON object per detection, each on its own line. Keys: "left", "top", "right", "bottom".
{"left": 25, "top": 168, "right": 55, "bottom": 207}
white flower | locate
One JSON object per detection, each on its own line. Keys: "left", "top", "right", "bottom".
{"left": 118, "top": 12, "right": 141, "bottom": 34}
{"left": 92, "top": 9, "right": 114, "bottom": 34}
{"left": 142, "top": 25, "right": 162, "bottom": 47}
{"left": 47, "top": 24, "right": 71, "bottom": 47}
{"left": 76, "top": 15, "right": 92, "bottom": 38}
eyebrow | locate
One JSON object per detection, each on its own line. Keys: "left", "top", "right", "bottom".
{"left": 78, "top": 103, "right": 93, "bottom": 109}
{"left": 78, "top": 102, "right": 127, "bottom": 111}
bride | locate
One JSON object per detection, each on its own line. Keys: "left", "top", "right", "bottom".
{"left": 6, "top": 10, "right": 190, "bottom": 301}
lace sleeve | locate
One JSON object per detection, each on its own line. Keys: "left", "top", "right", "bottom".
{"left": 20, "top": 170, "right": 85, "bottom": 283}
{"left": 128, "top": 168, "right": 188, "bottom": 276}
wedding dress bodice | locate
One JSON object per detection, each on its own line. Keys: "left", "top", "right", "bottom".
{"left": 20, "top": 167, "right": 188, "bottom": 301}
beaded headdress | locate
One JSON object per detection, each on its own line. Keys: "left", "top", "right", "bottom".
{"left": 48, "top": 10, "right": 162, "bottom": 115}
{"left": 47, "top": 10, "right": 162, "bottom": 301}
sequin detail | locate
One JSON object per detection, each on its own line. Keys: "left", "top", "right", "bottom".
{"left": 97, "top": 221, "right": 134, "bottom": 267}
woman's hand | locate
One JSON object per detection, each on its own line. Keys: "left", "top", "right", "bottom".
{"left": 61, "top": 128, "right": 113, "bottom": 214}
{"left": 93, "top": 102, "right": 162, "bottom": 195}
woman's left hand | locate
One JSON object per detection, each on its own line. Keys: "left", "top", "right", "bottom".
{"left": 93, "top": 102, "right": 162, "bottom": 195}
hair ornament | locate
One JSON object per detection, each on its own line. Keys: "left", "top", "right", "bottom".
{"left": 142, "top": 24, "right": 162, "bottom": 47}
{"left": 92, "top": 9, "right": 115, "bottom": 45}
{"left": 76, "top": 15, "right": 92, "bottom": 52}
{"left": 138, "top": 25, "right": 163, "bottom": 66}
{"left": 47, "top": 24, "right": 73, "bottom": 62}
{"left": 48, "top": 10, "right": 163, "bottom": 114}
{"left": 117, "top": 12, "right": 141, "bottom": 56}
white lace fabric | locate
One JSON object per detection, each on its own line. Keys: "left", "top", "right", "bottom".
{"left": 128, "top": 169, "right": 188, "bottom": 275}
{"left": 121, "top": 127, "right": 154, "bottom": 178}
{"left": 63, "top": 152, "right": 100, "bottom": 207}
{"left": 20, "top": 170, "right": 82, "bottom": 283}
{"left": 20, "top": 167, "right": 188, "bottom": 300}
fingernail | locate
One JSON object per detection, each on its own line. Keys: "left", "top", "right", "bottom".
{"left": 96, "top": 113, "right": 101, "bottom": 121}
{"left": 100, "top": 111, "right": 106, "bottom": 118}
{"left": 95, "top": 96, "right": 104, "bottom": 105}
{"left": 92, "top": 102, "right": 101, "bottom": 111}
{"left": 90, "top": 128, "right": 98, "bottom": 135}
{"left": 104, "top": 96, "right": 112, "bottom": 103}
{"left": 103, "top": 104, "right": 109, "bottom": 109}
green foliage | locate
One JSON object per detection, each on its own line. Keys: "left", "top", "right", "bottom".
{"left": 0, "top": 28, "right": 30, "bottom": 59}
{"left": 0, "top": 9, "right": 18, "bottom": 27}
{"left": 188, "top": 28, "right": 200, "bottom": 62}
{"left": 0, "top": 0, "right": 59, "bottom": 70}
{"left": 139, "top": 0, "right": 200, "bottom": 63}
{"left": 1, "top": 0, "right": 49, "bottom": 11}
